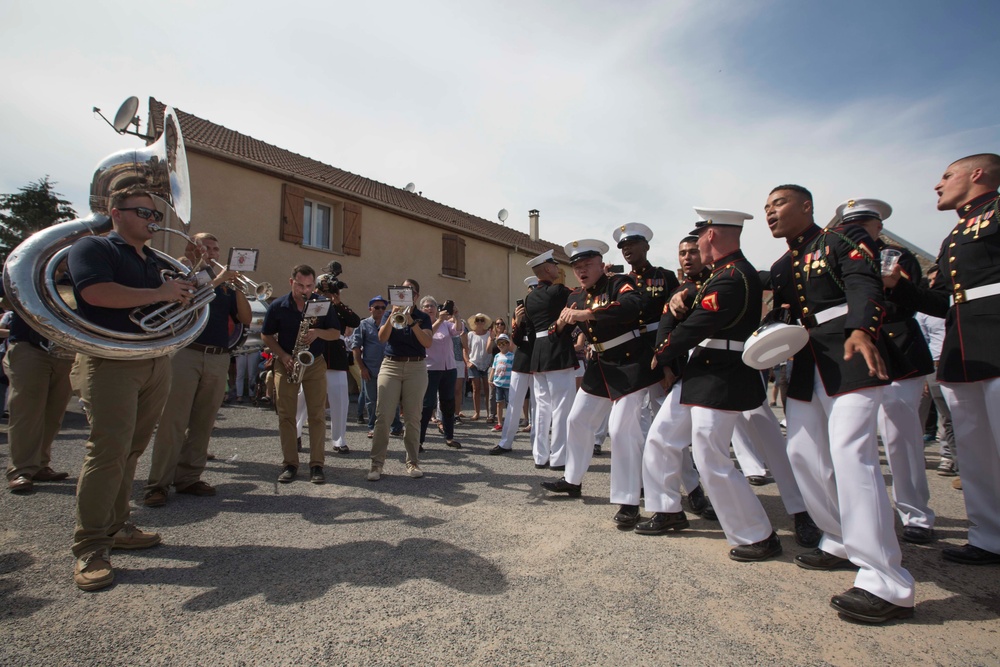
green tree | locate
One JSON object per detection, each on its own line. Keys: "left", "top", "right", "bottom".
{"left": 0, "top": 176, "right": 77, "bottom": 265}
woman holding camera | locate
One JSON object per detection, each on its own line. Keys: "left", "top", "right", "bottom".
{"left": 419, "top": 296, "right": 464, "bottom": 448}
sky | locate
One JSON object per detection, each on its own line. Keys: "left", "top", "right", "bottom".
{"left": 2, "top": 0, "right": 999, "bottom": 272}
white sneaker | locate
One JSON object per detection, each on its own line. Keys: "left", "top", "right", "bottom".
{"left": 367, "top": 465, "right": 382, "bottom": 482}
{"left": 936, "top": 458, "right": 958, "bottom": 476}
{"left": 406, "top": 462, "right": 423, "bottom": 479}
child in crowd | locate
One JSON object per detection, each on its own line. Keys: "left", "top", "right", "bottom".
{"left": 488, "top": 334, "right": 514, "bottom": 433}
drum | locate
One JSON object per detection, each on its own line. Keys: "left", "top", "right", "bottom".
{"left": 742, "top": 321, "right": 808, "bottom": 370}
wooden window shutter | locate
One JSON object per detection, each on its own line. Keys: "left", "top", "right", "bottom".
{"left": 442, "top": 234, "right": 466, "bottom": 278}
{"left": 280, "top": 184, "right": 305, "bottom": 244}
{"left": 343, "top": 202, "right": 362, "bottom": 256}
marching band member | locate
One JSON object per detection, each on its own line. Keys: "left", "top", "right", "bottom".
{"left": 144, "top": 233, "right": 251, "bottom": 507}
{"left": 316, "top": 269, "right": 361, "bottom": 455}
{"left": 261, "top": 265, "right": 340, "bottom": 485}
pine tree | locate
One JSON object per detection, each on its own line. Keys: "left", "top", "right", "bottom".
{"left": 0, "top": 176, "right": 77, "bottom": 265}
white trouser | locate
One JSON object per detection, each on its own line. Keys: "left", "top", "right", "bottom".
{"left": 641, "top": 382, "right": 772, "bottom": 545}
{"left": 594, "top": 412, "right": 609, "bottom": 446}
{"left": 497, "top": 371, "right": 532, "bottom": 450}
{"left": 326, "top": 369, "right": 348, "bottom": 449}
{"left": 941, "top": 377, "right": 1000, "bottom": 554}
{"left": 786, "top": 371, "right": 914, "bottom": 606}
{"left": 643, "top": 382, "right": 700, "bottom": 493}
{"left": 234, "top": 351, "right": 259, "bottom": 398}
{"left": 731, "top": 422, "right": 769, "bottom": 477}
{"left": 532, "top": 368, "right": 576, "bottom": 466}
{"left": 734, "top": 402, "right": 807, "bottom": 515}
{"left": 564, "top": 389, "right": 645, "bottom": 504}
{"left": 878, "top": 376, "right": 935, "bottom": 529}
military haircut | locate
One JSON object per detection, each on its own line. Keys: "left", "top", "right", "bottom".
{"left": 952, "top": 153, "right": 1000, "bottom": 186}
{"left": 769, "top": 184, "right": 813, "bottom": 203}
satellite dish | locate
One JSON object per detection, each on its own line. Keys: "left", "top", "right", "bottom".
{"left": 498, "top": 208, "right": 509, "bottom": 223}
{"left": 405, "top": 182, "right": 416, "bottom": 193}
{"left": 112, "top": 96, "right": 140, "bottom": 133}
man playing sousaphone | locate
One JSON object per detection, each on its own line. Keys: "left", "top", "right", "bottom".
{"left": 69, "top": 186, "right": 198, "bottom": 591}
{"left": 143, "top": 233, "right": 251, "bottom": 508}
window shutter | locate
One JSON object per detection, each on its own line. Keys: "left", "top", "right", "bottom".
{"left": 456, "top": 236, "right": 466, "bottom": 279}
{"left": 442, "top": 234, "right": 466, "bottom": 278}
{"left": 280, "top": 184, "right": 305, "bottom": 244}
{"left": 343, "top": 202, "right": 362, "bottom": 256}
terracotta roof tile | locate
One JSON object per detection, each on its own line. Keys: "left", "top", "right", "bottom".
{"left": 149, "top": 98, "right": 567, "bottom": 262}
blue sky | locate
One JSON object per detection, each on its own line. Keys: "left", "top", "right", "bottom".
{"left": 1, "top": 0, "right": 998, "bottom": 271}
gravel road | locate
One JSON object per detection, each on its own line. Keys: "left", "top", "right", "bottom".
{"left": 2, "top": 398, "right": 998, "bottom": 666}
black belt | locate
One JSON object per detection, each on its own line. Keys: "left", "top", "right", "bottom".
{"left": 188, "top": 343, "right": 228, "bottom": 355}
{"left": 385, "top": 355, "right": 425, "bottom": 362}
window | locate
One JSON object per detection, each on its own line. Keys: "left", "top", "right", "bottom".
{"left": 442, "top": 234, "right": 466, "bottom": 279}
{"left": 280, "top": 184, "right": 362, "bottom": 256}
{"left": 303, "top": 199, "right": 333, "bottom": 250}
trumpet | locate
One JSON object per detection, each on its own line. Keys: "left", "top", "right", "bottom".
{"left": 390, "top": 306, "right": 412, "bottom": 330}
{"left": 210, "top": 259, "right": 273, "bottom": 301}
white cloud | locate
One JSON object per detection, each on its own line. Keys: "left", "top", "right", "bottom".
{"left": 1, "top": 0, "right": 994, "bottom": 276}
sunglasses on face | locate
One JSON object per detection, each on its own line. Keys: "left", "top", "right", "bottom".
{"left": 475, "top": 318, "right": 486, "bottom": 323}
{"left": 117, "top": 206, "right": 164, "bottom": 223}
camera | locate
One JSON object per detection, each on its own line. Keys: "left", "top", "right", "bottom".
{"left": 318, "top": 261, "right": 347, "bottom": 294}
{"left": 515, "top": 299, "right": 524, "bottom": 307}
{"left": 441, "top": 299, "right": 455, "bottom": 314}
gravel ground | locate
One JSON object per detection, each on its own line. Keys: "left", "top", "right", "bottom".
{"left": 2, "top": 396, "right": 999, "bottom": 667}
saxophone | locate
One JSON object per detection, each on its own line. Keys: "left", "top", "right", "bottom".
{"left": 287, "top": 314, "right": 317, "bottom": 385}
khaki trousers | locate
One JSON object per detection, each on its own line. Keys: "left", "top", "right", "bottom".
{"left": 274, "top": 360, "right": 327, "bottom": 468}
{"left": 72, "top": 355, "right": 171, "bottom": 558}
{"left": 371, "top": 359, "right": 428, "bottom": 469}
{"left": 147, "top": 348, "right": 230, "bottom": 491}
{"left": 3, "top": 342, "right": 73, "bottom": 480}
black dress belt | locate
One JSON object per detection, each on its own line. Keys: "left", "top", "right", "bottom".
{"left": 188, "top": 343, "right": 228, "bottom": 355}
{"left": 385, "top": 355, "right": 425, "bottom": 362}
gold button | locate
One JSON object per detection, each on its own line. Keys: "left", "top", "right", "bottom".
{"left": 802, "top": 307, "right": 810, "bottom": 315}
{"left": 792, "top": 250, "right": 799, "bottom": 257}
{"left": 625, "top": 352, "right": 630, "bottom": 358}
{"left": 869, "top": 326, "right": 876, "bottom": 332}
{"left": 793, "top": 261, "right": 800, "bottom": 267}
{"left": 799, "top": 296, "right": 805, "bottom": 302}
{"left": 872, "top": 316, "right": 878, "bottom": 321}
{"left": 955, "top": 283, "right": 961, "bottom": 289}
{"left": 951, "top": 270, "right": 957, "bottom": 276}
{"left": 888, "top": 332, "right": 895, "bottom": 337}
{"left": 795, "top": 273, "right": 801, "bottom": 278}
{"left": 949, "top": 242, "right": 956, "bottom": 247}
{"left": 796, "top": 284, "right": 803, "bottom": 290}
{"left": 949, "top": 257, "right": 956, "bottom": 262}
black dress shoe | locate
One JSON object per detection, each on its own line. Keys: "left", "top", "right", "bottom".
{"left": 795, "top": 548, "right": 857, "bottom": 571}
{"left": 612, "top": 504, "right": 641, "bottom": 528}
{"left": 729, "top": 532, "right": 782, "bottom": 562}
{"left": 830, "top": 587, "right": 914, "bottom": 623}
{"left": 793, "top": 511, "right": 822, "bottom": 548}
{"left": 687, "top": 485, "right": 709, "bottom": 515}
{"left": 540, "top": 477, "right": 581, "bottom": 498}
{"left": 550, "top": 465, "right": 565, "bottom": 471}
{"left": 278, "top": 466, "right": 297, "bottom": 483}
{"left": 901, "top": 526, "right": 935, "bottom": 544}
{"left": 488, "top": 445, "right": 510, "bottom": 455}
{"left": 310, "top": 466, "right": 325, "bottom": 485}
{"left": 634, "top": 511, "right": 689, "bottom": 535}
{"left": 746, "top": 475, "right": 771, "bottom": 486}
{"left": 33, "top": 467, "right": 69, "bottom": 482}
{"left": 942, "top": 543, "right": 1000, "bottom": 565}
{"left": 534, "top": 462, "right": 549, "bottom": 469}
{"left": 593, "top": 444, "right": 602, "bottom": 456}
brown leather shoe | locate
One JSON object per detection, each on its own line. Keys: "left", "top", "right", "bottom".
{"left": 112, "top": 523, "right": 161, "bottom": 550}
{"left": 143, "top": 487, "right": 168, "bottom": 507}
{"left": 33, "top": 467, "right": 69, "bottom": 482}
{"left": 8, "top": 475, "right": 33, "bottom": 494}
{"left": 74, "top": 549, "right": 114, "bottom": 591}
{"left": 176, "top": 481, "right": 216, "bottom": 496}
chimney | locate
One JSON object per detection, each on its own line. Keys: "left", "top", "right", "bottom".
{"left": 529, "top": 209, "right": 540, "bottom": 242}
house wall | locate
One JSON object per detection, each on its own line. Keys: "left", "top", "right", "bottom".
{"left": 153, "top": 151, "right": 540, "bottom": 323}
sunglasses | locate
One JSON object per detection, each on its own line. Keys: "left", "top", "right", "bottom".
{"left": 475, "top": 318, "right": 486, "bottom": 323}
{"left": 117, "top": 206, "right": 164, "bottom": 223}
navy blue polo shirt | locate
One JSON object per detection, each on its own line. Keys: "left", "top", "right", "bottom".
{"left": 68, "top": 232, "right": 163, "bottom": 334}
{"left": 261, "top": 292, "right": 341, "bottom": 356}
{"left": 6, "top": 311, "right": 44, "bottom": 346}
{"left": 380, "top": 308, "right": 432, "bottom": 358}
{"left": 193, "top": 285, "right": 240, "bottom": 348}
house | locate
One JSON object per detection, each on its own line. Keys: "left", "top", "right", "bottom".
{"left": 147, "top": 98, "right": 569, "bottom": 320}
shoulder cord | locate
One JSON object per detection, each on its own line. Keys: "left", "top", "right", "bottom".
{"left": 809, "top": 230, "right": 880, "bottom": 293}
